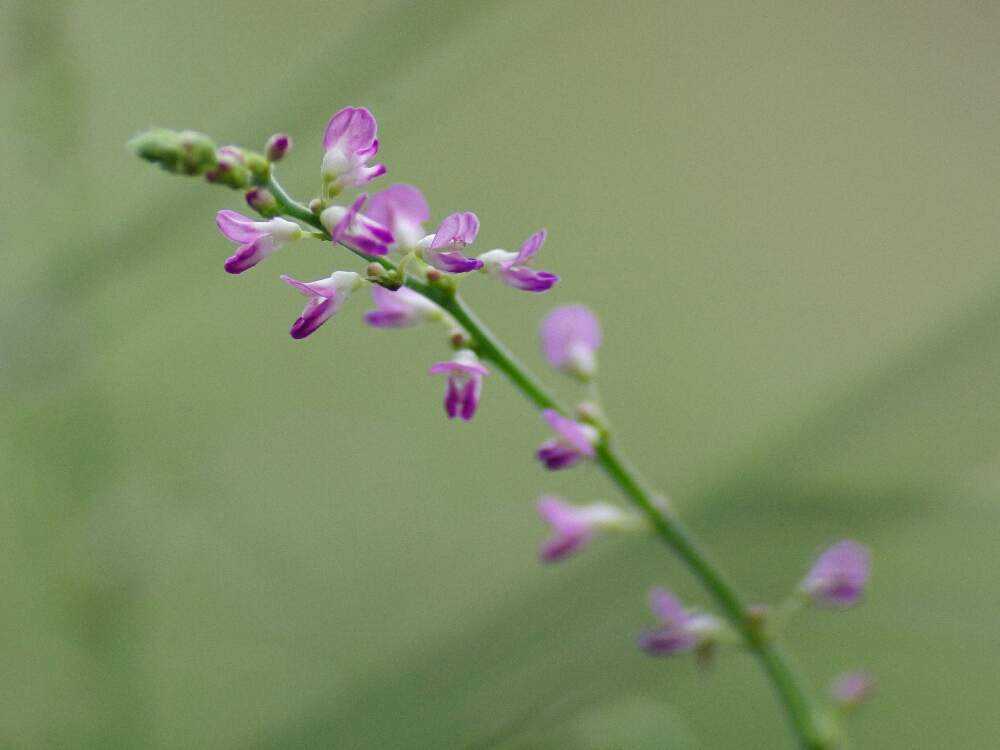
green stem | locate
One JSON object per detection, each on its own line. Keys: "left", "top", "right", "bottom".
{"left": 267, "top": 174, "right": 833, "bottom": 749}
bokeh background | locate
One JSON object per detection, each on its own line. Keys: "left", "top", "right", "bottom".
{"left": 4, "top": 1, "right": 1000, "bottom": 747}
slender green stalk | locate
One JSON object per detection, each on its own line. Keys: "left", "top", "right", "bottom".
{"left": 266, "top": 173, "right": 834, "bottom": 749}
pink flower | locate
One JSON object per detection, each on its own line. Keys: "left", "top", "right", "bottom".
{"left": 280, "top": 271, "right": 362, "bottom": 340}
{"left": 830, "top": 671, "right": 876, "bottom": 709}
{"left": 637, "top": 588, "right": 722, "bottom": 656}
{"left": 478, "top": 229, "right": 559, "bottom": 292}
{"left": 428, "top": 350, "right": 489, "bottom": 420}
{"left": 800, "top": 540, "right": 870, "bottom": 608}
{"left": 365, "top": 184, "right": 430, "bottom": 251}
{"left": 540, "top": 305, "right": 602, "bottom": 379}
{"left": 363, "top": 285, "right": 442, "bottom": 328}
{"left": 419, "top": 212, "right": 484, "bottom": 274}
{"left": 536, "top": 496, "right": 630, "bottom": 563}
{"left": 321, "top": 106, "right": 386, "bottom": 195}
{"left": 320, "top": 194, "right": 394, "bottom": 256}
{"left": 536, "top": 409, "right": 598, "bottom": 470}
{"left": 215, "top": 210, "right": 303, "bottom": 274}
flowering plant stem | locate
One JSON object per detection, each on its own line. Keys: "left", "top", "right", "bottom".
{"left": 265, "top": 172, "right": 830, "bottom": 749}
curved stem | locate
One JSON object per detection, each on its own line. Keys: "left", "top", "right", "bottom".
{"left": 267, "top": 174, "right": 833, "bottom": 749}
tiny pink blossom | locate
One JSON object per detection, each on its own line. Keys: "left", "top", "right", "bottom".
{"left": 280, "top": 270, "right": 361, "bottom": 340}
{"left": 536, "top": 496, "right": 629, "bottom": 563}
{"left": 801, "top": 540, "right": 870, "bottom": 608}
{"left": 215, "top": 210, "right": 303, "bottom": 274}
{"left": 365, "top": 184, "right": 430, "bottom": 251}
{"left": 638, "top": 588, "right": 722, "bottom": 656}
{"left": 364, "top": 285, "right": 442, "bottom": 328}
{"left": 320, "top": 194, "right": 394, "bottom": 256}
{"left": 830, "top": 671, "right": 876, "bottom": 709}
{"left": 419, "top": 212, "right": 484, "bottom": 274}
{"left": 536, "top": 409, "right": 598, "bottom": 470}
{"left": 321, "top": 106, "right": 386, "bottom": 194}
{"left": 539, "top": 305, "right": 602, "bottom": 378}
{"left": 428, "top": 350, "right": 489, "bottom": 421}
{"left": 478, "top": 229, "right": 559, "bottom": 292}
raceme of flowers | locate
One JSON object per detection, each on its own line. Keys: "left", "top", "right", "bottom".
{"left": 130, "top": 105, "right": 876, "bottom": 726}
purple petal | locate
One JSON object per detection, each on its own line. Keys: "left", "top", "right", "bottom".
{"left": 426, "top": 251, "right": 483, "bottom": 274}
{"left": 540, "top": 528, "right": 592, "bottom": 563}
{"left": 429, "top": 359, "right": 489, "bottom": 377}
{"left": 542, "top": 410, "right": 595, "bottom": 456}
{"left": 290, "top": 296, "right": 338, "bottom": 339}
{"left": 500, "top": 265, "right": 559, "bottom": 292}
{"left": 637, "top": 627, "right": 698, "bottom": 656}
{"left": 224, "top": 235, "right": 275, "bottom": 274}
{"left": 429, "top": 212, "right": 480, "bottom": 250}
{"left": 444, "top": 377, "right": 461, "bottom": 419}
{"left": 649, "top": 587, "right": 688, "bottom": 626}
{"left": 802, "top": 540, "right": 870, "bottom": 608}
{"left": 540, "top": 305, "right": 602, "bottom": 370}
{"left": 830, "top": 671, "right": 876, "bottom": 707}
{"left": 536, "top": 440, "right": 584, "bottom": 470}
{"left": 280, "top": 274, "right": 336, "bottom": 299}
{"left": 366, "top": 184, "right": 430, "bottom": 229}
{"left": 459, "top": 377, "right": 480, "bottom": 421}
{"left": 216, "top": 210, "right": 261, "bottom": 243}
{"left": 514, "top": 228, "right": 547, "bottom": 264}
{"left": 323, "top": 106, "right": 377, "bottom": 152}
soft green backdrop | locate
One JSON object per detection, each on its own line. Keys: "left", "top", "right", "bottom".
{"left": 3, "top": 1, "right": 1000, "bottom": 747}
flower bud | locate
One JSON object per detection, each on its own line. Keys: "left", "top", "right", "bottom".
{"left": 308, "top": 198, "right": 325, "bottom": 215}
{"left": 178, "top": 130, "right": 218, "bottom": 174}
{"left": 205, "top": 146, "right": 251, "bottom": 189}
{"left": 265, "top": 133, "right": 292, "bottom": 162}
{"left": 245, "top": 187, "right": 278, "bottom": 216}
{"left": 129, "top": 129, "right": 187, "bottom": 174}
{"left": 830, "top": 671, "right": 875, "bottom": 711}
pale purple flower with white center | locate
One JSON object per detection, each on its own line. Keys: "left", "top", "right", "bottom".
{"left": 536, "top": 409, "right": 598, "bottom": 470}
{"left": 801, "top": 540, "right": 870, "bottom": 608}
{"left": 320, "top": 194, "right": 394, "bottom": 256}
{"left": 418, "top": 212, "right": 484, "bottom": 274}
{"left": 536, "top": 496, "right": 630, "bottom": 563}
{"left": 638, "top": 588, "right": 722, "bottom": 656}
{"left": 215, "top": 210, "right": 303, "bottom": 274}
{"left": 478, "top": 229, "right": 559, "bottom": 293}
{"left": 280, "top": 270, "right": 362, "bottom": 340}
{"left": 428, "top": 349, "right": 489, "bottom": 421}
{"left": 321, "top": 106, "right": 386, "bottom": 195}
{"left": 364, "top": 285, "right": 442, "bottom": 328}
{"left": 365, "top": 184, "right": 430, "bottom": 251}
{"left": 540, "top": 305, "right": 602, "bottom": 379}
{"left": 829, "top": 671, "right": 876, "bottom": 709}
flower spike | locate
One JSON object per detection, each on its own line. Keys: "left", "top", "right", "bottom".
{"left": 321, "top": 107, "right": 386, "bottom": 196}
{"left": 419, "top": 212, "right": 484, "bottom": 273}
{"left": 540, "top": 305, "right": 602, "bottom": 379}
{"left": 638, "top": 588, "right": 722, "bottom": 656}
{"left": 536, "top": 409, "right": 598, "bottom": 470}
{"left": 800, "top": 540, "right": 870, "bottom": 608}
{"left": 320, "top": 194, "right": 394, "bottom": 256}
{"left": 216, "top": 210, "right": 303, "bottom": 274}
{"left": 280, "top": 270, "right": 362, "bottom": 340}
{"left": 478, "top": 229, "right": 559, "bottom": 292}
{"left": 429, "top": 350, "right": 489, "bottom": 420}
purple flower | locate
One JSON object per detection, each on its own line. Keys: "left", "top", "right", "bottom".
{"left": 830, "top": 671, "right": 876, "bottom": 709}
{"left": 364, "top": 285, "right": 442, "bottom": 328}
{"left": 419, "top": 212, "right": 484, "bottom": 274}
{"left": 536, "top": 409, "right": 598, "bottom": 470}
{"left": 280, "top": 270, "right": 362, "bottom": 340}
{"left": 638, "top": 588, "right": 722, "bottom": 656}
{"left": 321, "top": 106, "right": 386, "bottom": 195}
{"left": 365, "top": 184, "right": 430, "bottom": 251}
{"left": 320, "top": 194, "right": 394, "bottom": 256}
{"left": 801, "top": 540, "right": 870, "bottom": 608}
{"left": 215, "top": 210, "right": 303, "bottom": 274}
{"left": 428, "top": 350, "right": 489, "bottom": 421}
{"left": 536, "top": 496, "right": 630, "bottom": 563}
{"left": 478, "top": 229, "right": 559, "bottom": 292}
{"left": 539, "top": 305, "right": 602, "bottom": 379}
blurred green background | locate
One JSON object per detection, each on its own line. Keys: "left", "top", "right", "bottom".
{"left": 4, "top": 0, "right": 1000, "bottom": 747}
